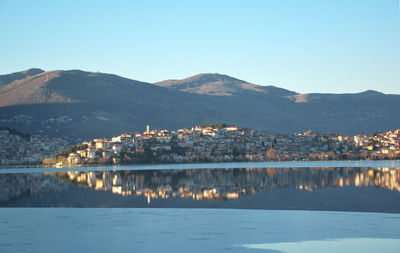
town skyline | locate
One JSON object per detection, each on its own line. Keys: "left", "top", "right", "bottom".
{"left": 56, "top": 123, "right": 399, "bottom": 166}
{"left": 3, "top": 122, "right": 399, "bottom": 167}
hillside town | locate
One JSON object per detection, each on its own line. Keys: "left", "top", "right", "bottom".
{"left": 47, "top": 124, "right": 400, "bottom": 167}
{"left": 0, "top": 128, "right": 69, "bottom": 166}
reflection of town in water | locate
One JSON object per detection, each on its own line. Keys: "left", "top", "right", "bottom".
{"left": 55, "top": 167, "right": 400, "bottom": 204}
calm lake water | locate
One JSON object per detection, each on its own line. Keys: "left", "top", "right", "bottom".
{"left": 1, "top": 161, "right": 400, "bottom": 252}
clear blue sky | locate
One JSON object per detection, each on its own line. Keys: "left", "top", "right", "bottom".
{"left": 1, "top": 0, "right": 399, "bottom": 94}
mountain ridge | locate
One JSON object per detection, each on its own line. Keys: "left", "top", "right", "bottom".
{"left": 0, "top": 69, "right": 399, "bottom": 139}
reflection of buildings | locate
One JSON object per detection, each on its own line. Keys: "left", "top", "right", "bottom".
{"left": 55, "top": 167, "right": 400, "bottom": 203}
{"left": 0, "top": 173, "right": 68, "bottom": 202}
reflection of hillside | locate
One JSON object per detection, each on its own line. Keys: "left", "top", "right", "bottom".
{"left": 54, "top": 167, "right": 400, "bottom": 203}
{"left": 0, "top": 173, "right": 68, "bottom": 202}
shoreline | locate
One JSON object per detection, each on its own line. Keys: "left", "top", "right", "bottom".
{"left": 1, "top": 160, "right": 400, "bottom": 174}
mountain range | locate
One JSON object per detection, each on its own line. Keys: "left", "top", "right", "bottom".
{"left": 0, "top": 68, "right": 399, "bottom": 140}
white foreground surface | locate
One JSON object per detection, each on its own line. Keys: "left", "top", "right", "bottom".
{"left": 1, "top": 208, "right": 399, "bottom": 253}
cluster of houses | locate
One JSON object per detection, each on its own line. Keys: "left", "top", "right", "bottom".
{"left": 59, "top": 167, "right": 400, "bottom": 204}
{"left": 354, "top": 129, "right": 400, "bottom": 157}
{"left": 0, "top": 129, "right": 69, "bottom": 166}
{"left": 61, "top": 124, "right": 400, "bottom": 166}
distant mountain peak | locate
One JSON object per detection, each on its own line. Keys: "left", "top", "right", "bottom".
{"left": 21, "top": 68, "right": 45, "bottom": 75}
{"left": 0, "top": 68, "right": 45, "bottom": 86}
{"left": 185, "top": 73, "right": 248, "bottom": 83}
{"left": 0, "top": 69, "right": 167, "bottom": 108}
{"left": 360, "top": 90, "right": 383, "bottom": 95}
{"left": 156, "top": 73, "right": 246, "bottom": 87}
{"left": 155, "top": 73, "right": 295, "bottom": 96}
